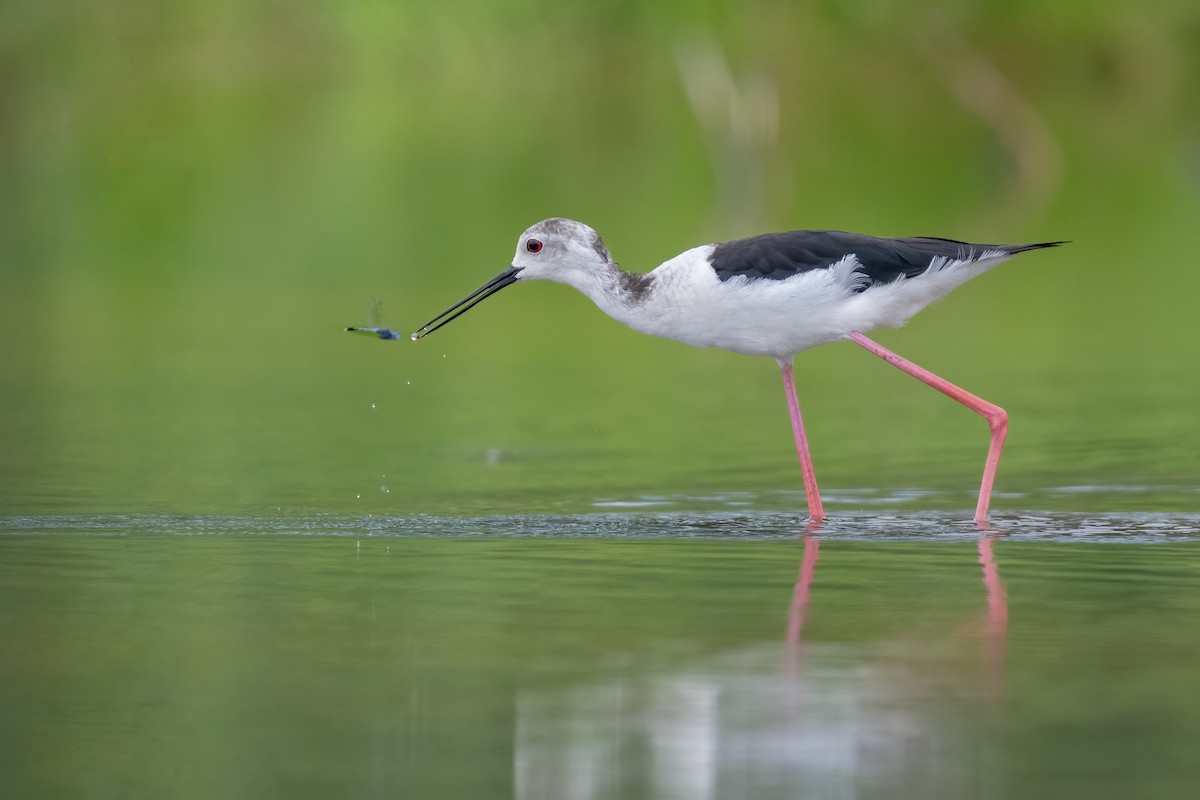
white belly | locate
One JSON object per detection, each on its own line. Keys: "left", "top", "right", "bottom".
{"left": 611, "top": 249, "right": 1010, "bottom": 359}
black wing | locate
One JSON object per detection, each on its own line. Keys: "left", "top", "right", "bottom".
{"left": 709, "top": 230, "right": 1060, "bottom": 288}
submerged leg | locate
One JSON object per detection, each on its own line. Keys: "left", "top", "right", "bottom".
{"left": 779, "top": 358, "right": 826, "bottom": 521}
{"left": 848, "top": 331, "right": 1007, "bottom": 523}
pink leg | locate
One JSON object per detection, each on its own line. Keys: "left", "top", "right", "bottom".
{"left": 848, "top": 331, "right": 1008, "bottom": 522}
{"left": 779, "top": 359, "right": 826, "bottom": 521}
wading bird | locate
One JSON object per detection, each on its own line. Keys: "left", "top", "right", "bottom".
{"left": 411, "top": 218, "right": 1061, "bottom": 522}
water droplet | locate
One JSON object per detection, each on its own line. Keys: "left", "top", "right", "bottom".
{"left": 370, "top": 403, "right": 376, "bottom": 409}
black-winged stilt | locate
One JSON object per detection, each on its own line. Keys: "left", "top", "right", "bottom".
{"left": 411, "top": 218, "right": 1062, "bottom": 523}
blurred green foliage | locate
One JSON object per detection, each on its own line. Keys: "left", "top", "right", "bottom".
{"left": 1, "top": 0, "right": 1198, "bottom": 514}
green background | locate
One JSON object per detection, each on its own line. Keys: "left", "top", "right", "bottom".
{"left": 4, "top": 1, "right": 1199, "bottom": 517}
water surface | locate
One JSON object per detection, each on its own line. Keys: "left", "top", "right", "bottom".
{"left": 2, "top": 512, "right": 1198, "bottom": 798}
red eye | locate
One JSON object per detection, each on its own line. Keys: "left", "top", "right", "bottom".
{"left": 526, "top": 239, "right": 543, "bottom": 254}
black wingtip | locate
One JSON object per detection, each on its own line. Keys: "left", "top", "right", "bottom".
{"left": 1015, "top": 240, "right": 1069, "bottom": 252}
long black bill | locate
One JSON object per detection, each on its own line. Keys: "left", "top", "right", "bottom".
{"left": 410, "top": 266, "right": 522, "bottom": 341}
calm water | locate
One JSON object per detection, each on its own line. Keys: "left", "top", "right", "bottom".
{"left": 2, "top": 512, "right": 1199, "bottom": 799}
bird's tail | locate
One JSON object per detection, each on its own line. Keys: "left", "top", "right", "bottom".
{"left": 1006, "top": 240, "right": 1068, "bottom": 254}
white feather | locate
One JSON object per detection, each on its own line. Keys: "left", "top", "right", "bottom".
{"left": 589, "top": 248, "right": 1013, "bottom": 359}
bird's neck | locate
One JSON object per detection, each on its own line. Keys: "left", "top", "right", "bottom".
{"left": 565, "top": 263, "right": 655, "bottom": 326}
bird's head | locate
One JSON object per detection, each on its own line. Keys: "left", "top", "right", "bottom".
{"left": 411, "top": 217, "right": 613, "bottom": 340}
{"left": 511, "top": 218, "right": 614, "bottom": 282}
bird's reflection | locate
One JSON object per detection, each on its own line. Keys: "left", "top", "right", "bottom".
{"left": 786, "top": 521, "right": 1009, "bottom": 700}
{"left": 977, "top": 529, "right": 1008, "bottom": 699}
{"left": 785, "top": 535, "right": 820, "bottom": 658}
{"left": 513, "top": 522, "right": 1012, "bottom": 799}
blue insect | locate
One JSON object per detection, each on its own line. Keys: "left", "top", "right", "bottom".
{"left": 345, "top": 298, "right": 400, "bottom": 341}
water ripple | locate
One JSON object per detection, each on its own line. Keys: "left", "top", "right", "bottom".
{"left": 2, "top": 510, "right": 1198, "bottom": 542}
